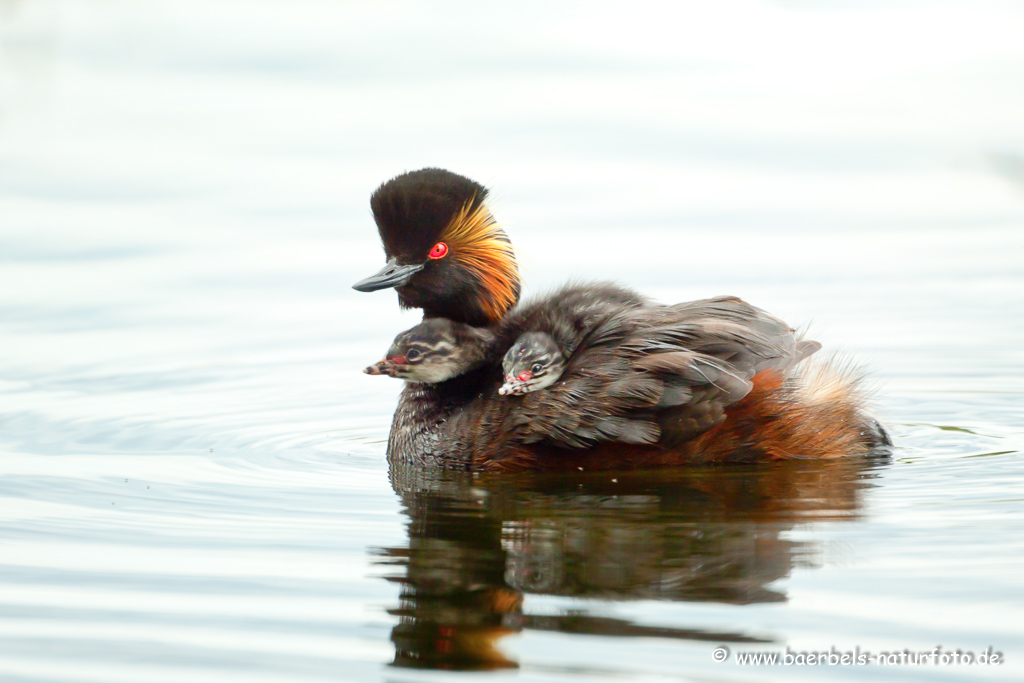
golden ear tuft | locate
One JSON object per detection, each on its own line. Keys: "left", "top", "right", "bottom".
{"left": 442, "top": 201, "right": 520, "bottom": 322}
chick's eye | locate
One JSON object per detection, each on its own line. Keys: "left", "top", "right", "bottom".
{"left": 406, "top": 349, "right": 421, "bottom": 360}
{"left": 531, "top": 363, "right": 543, "bottom": 373}
{"left": 428, "top": 242, "right": 448, "bottom": 259}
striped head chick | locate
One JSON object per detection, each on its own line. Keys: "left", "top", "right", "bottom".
{"left": 499, "top": 332, "right": 566, "bottom": 396}
{"left": 365, "top": 318, "right": 494, "bottom": 384}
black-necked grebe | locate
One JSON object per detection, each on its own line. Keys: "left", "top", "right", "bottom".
{"left": 353, "top": 168, "right": 889, "bottom": 470}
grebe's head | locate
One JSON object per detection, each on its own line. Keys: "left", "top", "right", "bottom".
{"left": 353, "top": 168, "right": 521, "bottom": 327}
{"left": 364, "top": 318, "right": 494, "bottom": 384}
{"left": 499, "top": 332, "right": 565, "bottom": 396}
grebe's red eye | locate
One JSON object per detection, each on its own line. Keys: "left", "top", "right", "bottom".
{"left": 428, "top": 242, "right": 448, "bottom": 260}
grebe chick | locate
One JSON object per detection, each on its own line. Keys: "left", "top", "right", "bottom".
{"left": 365, "top": 318, "right": 494, "bottom": 384}
{"left": 499, "top": 332, "right": 565, "bottom": 396}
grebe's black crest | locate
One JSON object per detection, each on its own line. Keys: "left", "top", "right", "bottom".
{"left": 370, "top": 169, "right": 487, "bottom": 261}
{"left": 354, "top": 168, "right": 520, "bottom": 326}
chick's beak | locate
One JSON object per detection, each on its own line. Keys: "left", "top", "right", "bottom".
{"left": 498, "top": 377, "right": 526, "bottom": 396}
{"left": 363, "top": 360, "right": 389, "bottom": 376}
{"left": 352, "top": 257, "right": 425, "bottom": 292}
{"left": 364, "top": 358, "right": 408, "bottom": 378}
{"left": 366, "top": 358, "right": 405, "bottom": 378}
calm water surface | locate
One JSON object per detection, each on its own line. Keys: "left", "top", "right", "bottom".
{"left": 1, "top": 1, "right": 1023, "bottom": 681}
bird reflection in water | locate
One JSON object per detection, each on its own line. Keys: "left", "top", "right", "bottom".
{"left": 372, "top": 456, "right": 887, "bottom": 670}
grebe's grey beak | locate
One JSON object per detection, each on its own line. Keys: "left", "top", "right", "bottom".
{"left": 352, "top": 257, "right": 424, "bottom": 292}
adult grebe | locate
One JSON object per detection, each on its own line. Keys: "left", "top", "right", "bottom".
{"left": 354, "top": 169, "right": 889, "bottom": 470}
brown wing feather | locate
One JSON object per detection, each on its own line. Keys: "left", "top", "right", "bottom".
{"left": 487, "top": 293, "right": 825, "bottom": 451}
